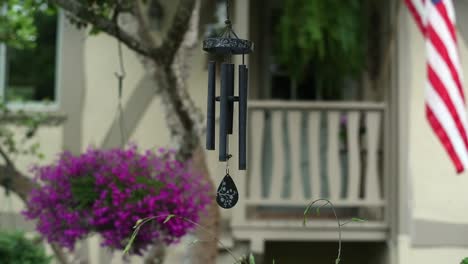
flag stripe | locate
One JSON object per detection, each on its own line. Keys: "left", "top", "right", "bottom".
{"left": 427, "top": 25, "right": 464, "bottom": 99}
{"left": 435, "top": 1, "right": 457, "bottom": 41}
{"left": 405, "top": 0, "right": 426, "bottom": 32}
{"left": 428, "top": 66, "right": 468, "bottom": 150}
{"left": 429, "top": 3, "right": 462, "bottom": 75}
{"left": 426, "top": 83, "right": 468, "bottom": 169}
{"left": 405, "top": 0, "right": 468, "bottom": 173}
{"left": 426, "top": 42, "right": 467, "bottom": 123}
{"left": 426, "top": 105, "right": 464, "bottom": 172}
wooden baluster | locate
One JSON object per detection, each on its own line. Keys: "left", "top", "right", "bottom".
{"left": 347, "top": 111, "right": 361, "bottom": 201}
{"left": 308, "top": 112, "right": 321, "bottom": 199}
{"left": 287, "top": 111, "right": 304, "bottom": 200}
{"left": 327, "top": 112, "right": 341, "bottom": 200}
{"left": 365, "top": 111, "right": 382, "bottom": 201}
{"left": 270, "top": 111, "right": 285, "bottom": 200}
{"left": 249, "top": 110, "right": 264, "bottom": 199}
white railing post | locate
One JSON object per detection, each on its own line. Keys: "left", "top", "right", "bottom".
{"left": 287, "top": 111, "right": 304, "bottom": 200}
{"left": 270, "top": 111, "right": 285, "bottom": 200}
{"left": 308, "top": 112, "right": 322, "bottom": 199}
{"left": 327, "top": 111, "right": 342, "bottom": 200}
{"left": 346, "top": 111, "right": 361, "bottom": 201}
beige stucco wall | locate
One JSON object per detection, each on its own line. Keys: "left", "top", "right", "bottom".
{"left": 398, "top": 1, "right": 468, "bottom": 263}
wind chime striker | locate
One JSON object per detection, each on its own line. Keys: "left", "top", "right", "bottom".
{"left": 203, "top": 0, "right": 253, "bottom": 209}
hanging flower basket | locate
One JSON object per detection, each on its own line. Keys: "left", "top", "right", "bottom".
{"left": 23, "top": 146, "right": 211, "bottom": 255}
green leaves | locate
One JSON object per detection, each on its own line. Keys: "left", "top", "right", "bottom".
{"left": 351, "top": 217, "right": 366, "bottom": 223}
{"left": 70, "top": 175, "right": 99, "bottom": 210}
{"left": 0, "top": 0, "right": 56, "bottom": 49}
{"left": 0, "top": 99, "right": 48, "bottom": 165}
{"left": 0, "top": 231, "right": 52, "bottom": 264}
{"left": 249, "top": 253, "right": 255, "bottom": 264}
{"left": 70, "top": 173, "right": 164, "bottom": 209}
{"left": 461, "top": 258, "right": 468, "bottom": 264}
{"left": 277, "top": 0, "right": 368, "bottom": 94}
{"left": 163, "top": 214, "right": 175, "bottom": 224}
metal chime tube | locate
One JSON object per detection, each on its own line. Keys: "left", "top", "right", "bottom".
{"left": 219, "top": 63, "right": 231, "bottom": 161}
{"left": 238, "top": 64, "right": 248, "bottom": 170}
{"left": 227, "top": 65, "right": 235, "bottom": 134}
{"left": 206, "top": 61, "right": 216, "bottom": 150}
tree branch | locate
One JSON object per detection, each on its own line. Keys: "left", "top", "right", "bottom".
{"left": 0, "top": 164, "right": 37, "bottom": 202}
{"left": 134, "top": 0, "right": 158, "bottom": 50}
{"left": 157, "top": 0, "right": 196, "bottom": 64}
{"left": 0, "top": 146, "right": 15, "bottom": 169}
{"left": 0, "top": 164, "right": 71, "bottom": 264}
{"left": 51, "top": 0, "right": 157, "bottom": 59}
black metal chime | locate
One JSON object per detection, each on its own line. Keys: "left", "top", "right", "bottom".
{"left": 203, "top": 0, "right": 253, "bottom": 209}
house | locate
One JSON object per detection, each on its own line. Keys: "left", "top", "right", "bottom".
{"left": 1, "top": 0, "right": 468, "bottom": 263}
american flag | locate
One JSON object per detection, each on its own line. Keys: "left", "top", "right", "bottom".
{"left": 405, "top": 0, "right": 468, "bottom": 173}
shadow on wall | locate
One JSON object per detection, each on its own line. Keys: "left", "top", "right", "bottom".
{"left": 457, "top": 1, "right": 468, "bottom": 44}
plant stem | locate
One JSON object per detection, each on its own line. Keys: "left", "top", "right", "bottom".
{"left": 303, "top": 199, "right": 342, "bottom": 264}
{"left": 126, "top": 214, "right": 241, "bottom": 263}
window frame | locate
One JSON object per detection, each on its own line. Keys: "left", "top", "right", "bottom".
{"left": 0, "top": 10, "right": 63, "bottom": 112}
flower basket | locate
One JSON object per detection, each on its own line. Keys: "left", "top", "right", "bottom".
{"left": 23, "top": 146, "right": 210, "bottom": 255}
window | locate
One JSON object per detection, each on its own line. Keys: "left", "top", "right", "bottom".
{"left": 0, "top": 7, "right": 59, "bottom": 108}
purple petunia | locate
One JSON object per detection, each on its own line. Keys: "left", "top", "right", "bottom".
{"left": 23, "top": 145, "right": 211, "bottom": 255}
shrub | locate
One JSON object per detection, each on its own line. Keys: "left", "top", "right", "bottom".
{"left": 0, "top": 231, "right": 51, "bottom": 264}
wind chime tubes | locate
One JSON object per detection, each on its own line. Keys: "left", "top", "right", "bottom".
{"left": 204, "top": 22, "right": 253, "bottom": 171}
{"left": 203, "top": 2, "right": 253, "bottom": 209}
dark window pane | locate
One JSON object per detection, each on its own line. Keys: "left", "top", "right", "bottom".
{"left": 271, "top": 74, "right": 291, "bottom": 100}
{"left": 5, "top": 10, "right": 57, "bottom": 102}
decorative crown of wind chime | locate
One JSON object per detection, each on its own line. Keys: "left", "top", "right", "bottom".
{"left": 203, "top": 0, "right": 253, "bottom": 209}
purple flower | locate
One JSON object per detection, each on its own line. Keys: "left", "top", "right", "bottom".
{"left": 23, "top": 146, "right": 210, "bottom": 255}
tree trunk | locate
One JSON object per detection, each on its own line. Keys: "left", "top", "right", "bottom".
{"left": 150, "top": 64, "right": 220, "bottom": 264}
{"left": 0, "top": 165, "right": 37, "bottom": 201}
{"left": 0, "top": 165, "right": 70, "bottom": 264}
{"left": 144, "top": 241, "right": 166, "bottom": 264}
{"left": 188, "top": 146, "right": 220, "bottom": 264}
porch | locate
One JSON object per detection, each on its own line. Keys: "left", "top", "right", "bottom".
{"left": 231, "top": 100, "right": 390, "bottom": 253}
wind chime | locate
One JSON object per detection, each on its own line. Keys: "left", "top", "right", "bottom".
{"left": 203, "top": 0, "right": 253, "bottom": 209}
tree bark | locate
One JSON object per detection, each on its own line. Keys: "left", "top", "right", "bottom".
{"left": 0, "top": 164, "right": 71, "bottom": 264}
{"left": 0, "top": 165, "right": 37, "bottom": 202}
{"left": 187, "top": 146, "right": 220, "bottom": 264}
{"left": 139, "top": 0, "right": 220, "bottom": 263}
{"left": 144, "top": 241, "right": 166, "bottom": 264}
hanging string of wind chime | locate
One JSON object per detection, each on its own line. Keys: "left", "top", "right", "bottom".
{"left": 203, "top": 0, "right": 253, "bottom": 209}
{"left": 107, "top": 3, "right": 128, "bottom": 149}
{"left": 114, "top": 34, "right": 127, "bottom": 148}
{"left": 101, "top": 3, "right": 128, "bottom": 149}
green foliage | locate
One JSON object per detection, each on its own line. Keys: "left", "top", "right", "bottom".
{"left": 0, "top": 231, "right": 52, "bottom": 264}
{"left": 0, "top": 100, "right": 47, "bottom": 160}
{"left": 70, "top": 175, "right": 99, "bottom": 209}
{"left": 277, "top": 0, "right": 368, "bottom": 90}
{"left": 0, "top": 0, "right": 55, "bottom": 49}
{"left": 0, "top": 100, "right": 48, "bottom": 195}
{"left": 0, "top": 0, "right": 135, "bottom": 47}
{"left": 462, "top": 258, "right": 468, "bottom": 264}
{"left": 70, "top": 173, "right": 164, "bottom": 210}
{"left": 6, "top": 7, "right": 58, "bottom": 102}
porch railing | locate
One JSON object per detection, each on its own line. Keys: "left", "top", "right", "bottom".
{"left": 233, "top": 100, "right": 387, "bottom": 228}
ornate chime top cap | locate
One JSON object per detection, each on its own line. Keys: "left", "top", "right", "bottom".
{"left": 203, "top": 37, "right": 254, "bottom": 55}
